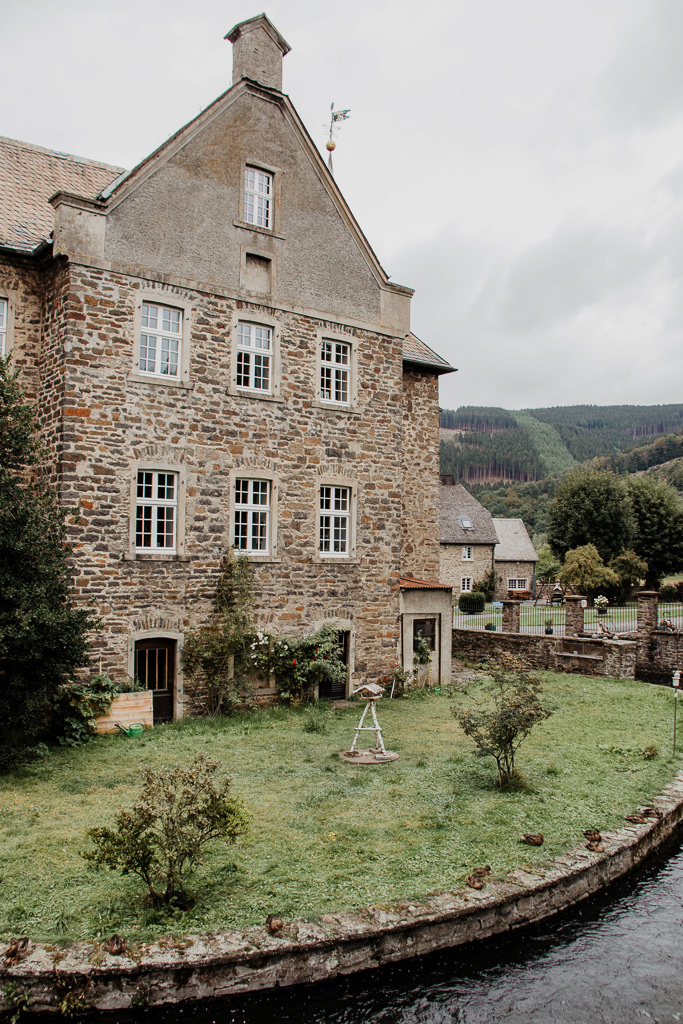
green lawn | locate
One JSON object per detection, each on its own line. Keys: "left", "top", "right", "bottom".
{"left": 0, "top": 674, "right": 679, "bottom": 947}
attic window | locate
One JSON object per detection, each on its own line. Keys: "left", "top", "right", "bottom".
{"left": 244, "top": 167, "right": 273, "bottom": 229}
{"left": 458, "top": 516, "right": 474, "bottom": 530}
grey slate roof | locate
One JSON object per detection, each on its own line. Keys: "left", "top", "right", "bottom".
{"left": 440, "top": 483, "right": 498, "bottom": 544}
{"left": 0, "top": 136, "right": 123, "bottom": 252}
{"left": 493, "top": 518, "right": 538, "bottom": 563}
{"left": 403, "top": 332, "right": 455, "bottom": 374}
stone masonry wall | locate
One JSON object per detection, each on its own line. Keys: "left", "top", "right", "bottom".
{"left": 0, "top": 253, "right": 44, "bottom": 402}
{"left": 494, "top": 560, "right": 536, "bottom": 599}
{"left": 401, "top": 369, "right": 440, "bottom": 580}
{"left": 440, "top": 542, "right": 493, "bottom": 600}
{"left": 453, "top": 629, "right": 637, "bottom": 679}
{"left": 53, "top": 262, "right": 407, "bottom": 687}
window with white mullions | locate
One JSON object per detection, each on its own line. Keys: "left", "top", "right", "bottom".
{"left": 244, "top": 167, "right": 273, "bottom": 229}
{"left": 0, "top": 299, "right": 6, "bottom": 355}
{"left": 320, "top": 485, "right": 350, "bottom": 556}
{"left": 236, "top": 323, "right": 272, "bottom": 392}
{"left": 508, "top": 578, "right": 528, "bottom": 591}
{"left": 136, "top": 471, "right": 177, "bottom": 551}
{"left": 461, "top": 577, "right": 472, "bottom": 592}
{"left": 234, "top": 478, "right": 270, "bottom": 553}
{"left": 139, "top": 303, "right": 182, "bottom": 378}
{"left": 320, "top": 340, "right": 350, "bottom": 404}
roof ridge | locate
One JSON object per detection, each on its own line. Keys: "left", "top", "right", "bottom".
{"left": 0, "top": 134, "right": 124, "bottom": 173}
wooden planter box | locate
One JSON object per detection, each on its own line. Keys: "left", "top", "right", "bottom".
{"left": 96, "top": 692, "right": 154, "bottom": 734}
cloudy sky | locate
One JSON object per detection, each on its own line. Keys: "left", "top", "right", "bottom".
{"left": 3, "top": 0, "right": 682, "bottom": 412}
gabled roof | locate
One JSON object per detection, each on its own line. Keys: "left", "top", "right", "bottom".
{"left": 403, "top": 333, "right": 455, "bottom": 375}
{"left": 440, "top": 483, "right": 498, "bottom": 545}
{"left": 0, "top": 136, "right": 122, "bottom": 253}
{"left": 493, "top": 518, "right": 538, "bottom": 563}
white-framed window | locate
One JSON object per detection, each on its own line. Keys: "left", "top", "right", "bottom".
{"left": 135, "top": 471, "right": 177, "bottom": 552}
{"left": 234, "top": 478, "right": 271, "bottom": 554}
{"left": 139, "top": 303, "right": 182, "bottom": 379}
{"left": 462, "top": 546, "right": 473, "bottom": 560}
{"left": 508, "top": 578, "right": 528, "bottom": 591}
{"left": 244, "top": 167, "right": 273, "bottom": 229}
{"left": 0, "top": 298, "right": 6, "bottom": 356}
{"left": 320, "top": 340, "right": 350, "bottom": 405}
{"left": 461, "top": 577, "right": 473, "bottom": 592}
{"left": 237, "top": 322, "right": 272, "bottom": 392}
{"left": 320, "top": 485, "right": 351, "bottom": 556}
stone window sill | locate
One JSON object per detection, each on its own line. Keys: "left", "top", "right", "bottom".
{"left": 123, "top": 553, "right": 191, "bottom": 562}
{"left": 233, "top": 220, "right": 285, "bottom": 241}
{"left": 128, "top": 373, "right": 194, "bottom": 391}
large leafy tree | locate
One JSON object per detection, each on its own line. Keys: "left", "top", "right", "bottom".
{"left": 547, "top": 468, "right": 633, "bottom": 562}
{"left": 0, "top": 358, "right": 96, "bottom": 764}
{"left": 626, "top": 476, "right": 683, "bottom": 588}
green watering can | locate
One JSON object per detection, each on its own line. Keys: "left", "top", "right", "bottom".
{"left": 115, "top": 722, "right": 145, "bottom": 738}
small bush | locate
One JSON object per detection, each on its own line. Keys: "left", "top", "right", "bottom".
{"left": 458, "top": 591, "right": 486, "bottom": 614}
{"left": 53, "top": 673, "right": 119, "bottom": 746}
{"left": 83, "top": 753, "right": 250, "bottom": 905}
{"left": 452, "top": 655, "right": 553, "bottom": 787}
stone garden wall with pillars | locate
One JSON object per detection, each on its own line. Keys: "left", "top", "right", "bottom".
{"left": 453, "top": 589, "right": 682, "bottom": 684}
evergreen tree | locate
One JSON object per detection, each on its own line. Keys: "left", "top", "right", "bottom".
{"left": 0, "top": 358, "right": 96, "bottom": 765}
{"left": 547, "top": 468, "right": 634, "bottom": 562}
{"left": 626, "top": 477, "right": 683, "bottom": 588}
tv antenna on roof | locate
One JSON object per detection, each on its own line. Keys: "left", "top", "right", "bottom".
{"left": 325, "top": 102, "right": 350, "bottom": 175}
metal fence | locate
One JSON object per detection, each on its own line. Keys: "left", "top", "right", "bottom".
{"left": 657, "top": 602, "right": 683, "bottom": 631}
{"left": 453, "top": 601, "right": 640, "bottom": 635}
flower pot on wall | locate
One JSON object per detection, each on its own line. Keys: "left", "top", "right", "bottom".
{"left": 484, "top": 623, "right": 496, "bottom": 632}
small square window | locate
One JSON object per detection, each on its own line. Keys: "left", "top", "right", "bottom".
{"left": 462, "top": 546, "right": 473, "bottom": 560}
{"left": 237, "top": 322, "right": 272, "bottom": 392}
{"left": 139, "top": 303, "right": 182, "bottom": 378}
{"left": 461, "top": 577, "right": 472, "bottom": 592}
{"left": 244, "top": 167, "right": 273, "bottom": 229}
{"left": 135, "top": 470, "right": 178, "bottom": 551}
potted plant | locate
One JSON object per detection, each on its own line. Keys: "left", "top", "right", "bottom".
{"left": 484, "top": 621, "right": 496, "bottom": 632}
{"left": 594, "top": 595, "right": 609, "bottom": 616}
{"left": 544, "top": 617, "right": 553, "bottom": 635}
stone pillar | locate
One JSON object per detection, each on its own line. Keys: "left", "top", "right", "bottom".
{"left": 502, "top": 600, "right": 520, "bottom": 633}
{"left": 637, "top": 591, "right": 659, "bottom": 636}
{"left": 565, "top": 595, "right": 585, "bottom": 636}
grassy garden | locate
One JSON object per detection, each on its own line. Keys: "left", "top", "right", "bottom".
{"left": 0, "top": 672, "right": 679, "bottom": 947}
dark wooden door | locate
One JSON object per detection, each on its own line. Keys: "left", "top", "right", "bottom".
{"left": 135, "top": 638, "right": 176, "bottom": 723}
{"left": 319, "top": 630, "right": 349, "bottom": 701}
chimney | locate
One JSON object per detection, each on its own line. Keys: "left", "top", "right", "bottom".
{"left": 225, "top": 14, "right": 291, "bottom": 92}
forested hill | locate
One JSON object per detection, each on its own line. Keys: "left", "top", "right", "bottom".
{"left": 440, "top": 403, "right": 683, "bottom": 485}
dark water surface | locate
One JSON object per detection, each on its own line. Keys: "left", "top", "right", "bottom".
{"left": 71, "top": 833, "right": 683, "bottom": 1024}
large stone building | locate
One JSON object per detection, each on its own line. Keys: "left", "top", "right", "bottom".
{"left": 0, "top": 15, "right": 453, "bottom": 718}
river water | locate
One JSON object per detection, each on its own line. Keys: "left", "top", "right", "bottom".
{"left": 138, "top": 830, "right": 683, "bottom": 1024}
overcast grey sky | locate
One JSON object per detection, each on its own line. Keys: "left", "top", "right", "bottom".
{"left": 2, "top": 0, "right": 682, "bottom": 412}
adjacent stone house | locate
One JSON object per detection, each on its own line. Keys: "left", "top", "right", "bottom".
{"left": 0, "top": 15, "right": 454, "bottom": 718}
{"left": 492, "top": 518, "right": 538, "bottom": 599}
{"left": 439, "top": 480, "right": 497, "bottom": 597}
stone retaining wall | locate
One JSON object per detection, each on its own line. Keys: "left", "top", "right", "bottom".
{"left": 3, "top": 773, "right": 683, "bottom": 1016}
{"left": 452, "top": 628, "right": 637, "bottom": 678}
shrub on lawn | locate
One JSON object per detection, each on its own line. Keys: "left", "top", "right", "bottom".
{"left": 452, "top": 655, "right": 553, "bottom": 787}
{"left": 83, "top": 753, "right": 250, "bottom": 906}
{"left": 458, "top": 591, "right": 486, "bottom": 613}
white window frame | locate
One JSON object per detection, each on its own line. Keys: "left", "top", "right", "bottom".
{"left": 319, "top": 484, "right": 352, "bottom": 557}
{"left": 236, "top": 322, "right": 272, "bottom": 394}
{"left": 461, "top": 577, "right": 473, "bottom": 592}
{"left": 135, "top": 470, "right": 178, "bottom": 553}
{"left": 244, "top": 167, "right": 273, "bottom": 229}
{"left": 234, "top": 478, "right": 271, "bottom": 554}
{"left": 0, "top": 298, "right": 7, "bottom": 356}
{"left": 138, "top": 302, "right": 182, "bottom": 379}
{"left": 462, "top": 546, "right": 473, "bottom": 561}
{"left": 320, "top": 339, "right": 351, "bottom": 405}
{"left": 508, "top": 578, "right": 529, "bottom": 591}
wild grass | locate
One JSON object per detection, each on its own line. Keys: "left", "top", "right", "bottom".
{"left": 0, "top": 673, "right": 678, "bottom": 946}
